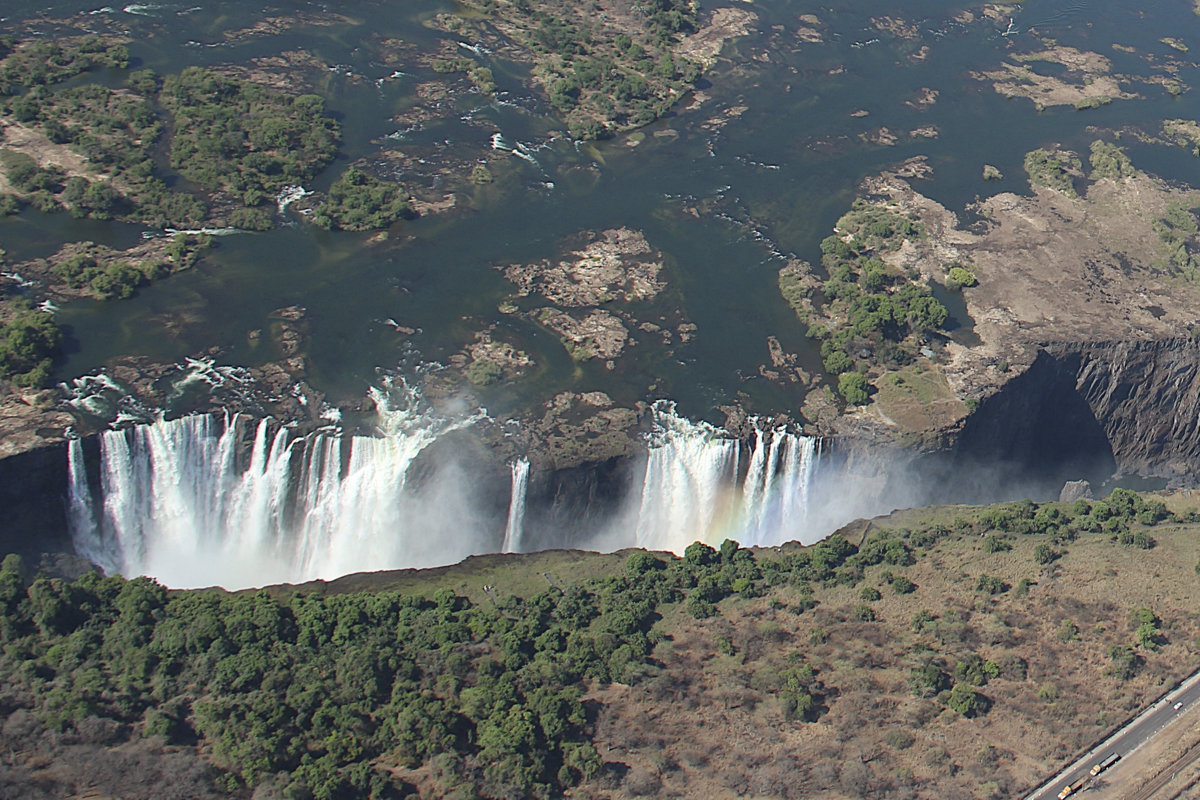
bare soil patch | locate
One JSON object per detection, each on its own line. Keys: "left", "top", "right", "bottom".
{"left": 503, "top": 228, "right": 665, "bottom": 308}
{"left": 973, "top": 46, "right": 1137, "bottom": 109}
{"left": 675, "top": 7, "right": 758, "bottom": 67}
{"left": 0, "top": 120, "right": 96, "bottom": 189}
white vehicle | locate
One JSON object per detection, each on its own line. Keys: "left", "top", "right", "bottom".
{"left": 1174, "top": 701, "right": 1184, "bottom": 710}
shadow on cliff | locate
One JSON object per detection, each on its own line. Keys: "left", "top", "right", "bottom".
{"left": 942, "top": 350, "right": 1116, "bottom": 502}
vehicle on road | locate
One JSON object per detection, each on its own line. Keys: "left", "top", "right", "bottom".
{"left": 1090, "top": 752, "right": 1121, "bottom": 776}
{"left": 1174, "top": 701, "right": 1183, "bottom": 710}
{"left": 1057, "top": 782, "right": 1080, "bottom": 799}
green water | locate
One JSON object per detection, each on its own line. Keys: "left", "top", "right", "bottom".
{"left": 6, "top": 0, "right": 1200, "bottom": 424}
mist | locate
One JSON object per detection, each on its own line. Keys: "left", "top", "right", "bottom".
{"left": 66, "top": 387, "right": 1120, "bottom": 591}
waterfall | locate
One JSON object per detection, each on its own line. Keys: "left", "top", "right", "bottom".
{"left": 633, "top": 402, "right": 740, "bottom": 553}
{"left": 67, "top": 379, "right": 493, "bottom": 590}
{"left": 633, "top": 402, "right": 822, "bottom": 553}
{"left": 67, "top": 383, "right": 827, "bottom": 588}
{"left": 67, "top": 438, "right": 106, "bottom": 568}
{"left": 501, "top": 458, "right": 530, "bottom": 554}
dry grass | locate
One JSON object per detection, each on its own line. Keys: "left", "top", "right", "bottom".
{"left": 581, "top": 499, "right": 1200, "bottom": 800}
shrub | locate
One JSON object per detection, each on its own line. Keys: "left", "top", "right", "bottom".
{"left": 947, "top": 683, "right": 988, "bottom": 717}
{"left": 1136, "top": 622, "right": 1163, "bottom": 649}
{"left": 1108, "top": 644, "right": 1142, "bottom": 679}
{"left": 1033, "top": 543, "right": 1057, "bottom": 565}
{"left": 909, "top": 662, "right": 949, "bottom": 697}
{"left": 983, "top": 535, "right": 1010, "bottom": 554}
{"left": 975, "top": 574, "right": 1008, "bottom": 595}
{"left": 945, "top": 265, "right": 977, "bottom": 289}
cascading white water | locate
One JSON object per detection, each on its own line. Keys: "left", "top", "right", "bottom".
{"left": 501, "top": 458, "right": 530, "bottom": 554}
{"left": 633, "top": 401, "right": 822, "bottom": 553}
{"left": 633, "top": 402, "right": 740, "bottom": 554}
{"left": 68, "top": 382, "right": 828, "bottom": 588}
{"left": 67, "top": 379, "right": 493, "bottom": 590}
{"left": 67, "top": 438, "right": 104, "bottom": 565}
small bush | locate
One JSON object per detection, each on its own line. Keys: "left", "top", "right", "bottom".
{"left": 975, "top": 574, "right": 1008, "bottom": 595}
{"left": 983, "top": 535, "right": 1010, "bottom": 554}
{"left": 945, "top": 265, "right": 977, "bottom": 289}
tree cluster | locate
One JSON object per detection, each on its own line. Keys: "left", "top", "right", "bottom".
{"left": 1153, "top": 201, "right": 1200, "bottom": 283}
{"left": 1023, "top": 148, "right": 1081, "bottom": 197}
{"left": 0, "top": 538, "right": 844, "bottom": 800}
{"left": 455, "top": 0, "right": 700, "bottom": 139}
{"left": 1088, "top": 139, "right": 1135, "bottom": 181}
{"left": 161, "top": 68, "right": 340, "bottom": 207}
{"left": 798, "top": 202, "right": 948, "bottom": 402}
{"left": 312, "top": 169, "right": 413, "bottom": 232}
{"left": 0, "top": 36, "right": 128, "bottom": 94}
{"left": 976, "top": 490, "right": 1168, "bottom": 545}
{"left": 0, "top": 303, "right": 60, "bottom": 387}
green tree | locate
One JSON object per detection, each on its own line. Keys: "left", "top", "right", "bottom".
{"left": 0, "top": 306, "right": 61, "bottom": 387}
{"left": 1033, "top": 543, "right": 1057, "bottom": 565}
{"left": 947, "top": 683, "right": 988, "bottom": 717}
{"left": 838, "top": 372, "right": 870, "bottom": 405}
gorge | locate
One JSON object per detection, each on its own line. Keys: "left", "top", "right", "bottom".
{"left": 12, "top": 329, "right": 1200, "bottom": 591}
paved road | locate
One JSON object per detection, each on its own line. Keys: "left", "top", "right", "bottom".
{"left": 1024, "top": 668, "right": 1200, "bottom": 800}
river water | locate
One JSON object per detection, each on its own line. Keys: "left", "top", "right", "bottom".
{"left": 4, "top": 0, "right": 1198, "bottom": 424}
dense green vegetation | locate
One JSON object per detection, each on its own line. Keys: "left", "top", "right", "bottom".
{"left": 161, "top": 67, "right": 340, "bottom": 206}
{"left": 312, "top": 169, "right": 413, "bottom": 232}
{"left": 451, "top": 0, "right": 701, "bottom": 139}
{"left": 1088, "top": 139, "right": 1135, "bottom": 180}
{"left": 0, "top": 485, "right": 1182, "bottom": 798}
{"left": 0, "top": 302, "right": 61, "bottom": 387}
{"left": 49, "top": 235, "right": 211, "bottom": 301}
{"left": 1153, "top": 201, "right": 1200, "bottom": 282}
{"left": 1023, "top": 148, "right": 1081, "bottom": 197}
{"left": 0, "top": 46, "right": 207, "bottom": 227}
{"left": 0, "top": 35, "right": 129, "bottom": 93}
{"left": 0, "top": 41, "right": 348, "bottom": 228}
{"left": 0, "top": 538, "right": 826, "bottom": 799}
{"left": 787, "top": 202, "right": 948, "bottom": 402}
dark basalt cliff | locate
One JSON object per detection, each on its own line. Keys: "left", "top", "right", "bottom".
{"left": 1061, "top": 337, "right": 1200, "bottom": 478}
{"left": 0, "top": 440, "right": 72, "bottom": 560}
{"left": 956, "top": 337, "right": 1200, "bottom": 485}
